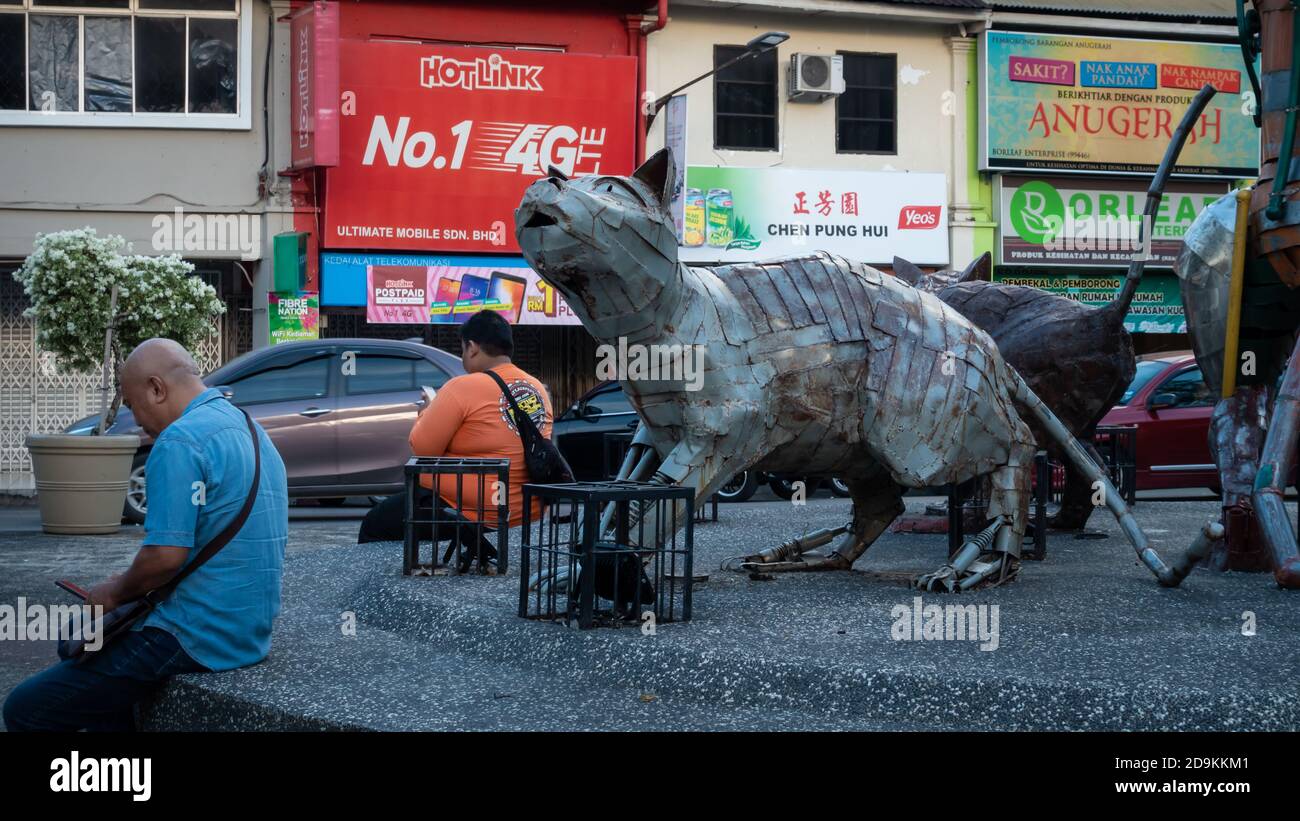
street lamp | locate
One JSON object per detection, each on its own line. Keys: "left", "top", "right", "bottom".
{"left": 645, "top": 31, "right": 790, "bottom": 130}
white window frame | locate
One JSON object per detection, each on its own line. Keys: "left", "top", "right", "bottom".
{"left": 0, "top": 0, "right": 251, "bottom": 129}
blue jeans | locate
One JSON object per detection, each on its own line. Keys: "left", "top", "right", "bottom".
{"left": 2, "top": 626, "right": 207, "bottom": 732}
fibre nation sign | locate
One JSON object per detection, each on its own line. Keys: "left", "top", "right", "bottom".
{"left": 980, "top": 31, "right": 1258, "bottom": 177}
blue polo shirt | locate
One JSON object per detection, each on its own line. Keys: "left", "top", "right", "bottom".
{"left": 139, "top": 388, "right": 289, "bottom": 672}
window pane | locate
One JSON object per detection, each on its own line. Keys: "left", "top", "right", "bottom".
{"left": 717, "top": 82, "right": 773, "bottom": 116}
{"left": 140, "top": 0, "right": 237, "bottom": 10}
{"left": 717, "top": 115, "right": 775, "bottom": 151}
{"left": 189, "top": 17, "right": 237, "bottom": 114}
{"left": 414, "top": 360, "right": 450, "bottom": 390}
{"left": 714, "top": 44, "right": 778, "bottom": 150}
{"left": 844, "top": 54, "right": 894, "bottom": 87}
{"left": 84, "top": 16, "right": 132, "bottom": 112}
{"left": 345, "top": 355, "right": 418, "bottom": 395}
{"left": 0, "top": 14, "right": 23, "bottom": 110}
{"left": 33, "top": 0, "right": 129, "bottom": 7}
{"left": 1160, "top": 368, "right": 1213, "bottom": 408}
{"left": 839, "top": 88, "right": 894, "bottom": 120}
{"left": 230, "top": 357, "right": 329, "bottom": 404}
{"left": 838, "top": 120, "right": 893, "bottom": 153}
{"left": 28, "top": 15, "right": 78, "bottom": 112}
{"left": 838, "top": 53, "right": 897, "bottom": 154}
{"left": 135, "top": 16, "right": 184, "bottom": 112}
{"left": 1120, "top": 360, "right": 1167, "bottom": 404}
{"left": 716, "top": 45, "right": 776, "bottom": 84}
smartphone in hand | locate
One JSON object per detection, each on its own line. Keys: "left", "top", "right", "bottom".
{"left": 56, "top": 580, "right": 89, "bottom": 600}
{"left": 417, "top": 385, "right": 437, "bottom": 416}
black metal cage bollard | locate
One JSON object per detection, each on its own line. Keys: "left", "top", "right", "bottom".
{"left": 519, "top": 481, "right": 694, "bottom": 629}
{"left": 947, "top": 461, "right": 1049, "bottom": 560}
{"left": 1093, "top": 424, "right": 1138, "bottom": 506}
{"left": 403, "top": 457, "right": 510, "bottom": 576}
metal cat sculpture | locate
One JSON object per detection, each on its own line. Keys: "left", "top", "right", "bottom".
{"left": 515, "top": 149, "right": 1207, "bottom": 590}
{"left": 892, "top": 252, "right": 1137, "bottom": 532}
{"left": 1172, "top": 1, "right": 1300, "bottom": 587}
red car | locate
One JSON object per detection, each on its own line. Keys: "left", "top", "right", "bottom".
{"left": 1098, "top": 352, "right": 1218, "bottom": 492}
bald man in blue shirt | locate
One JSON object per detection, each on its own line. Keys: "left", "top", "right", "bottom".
{"left": 3, "top": 338, "right": 288, "bottom": 732}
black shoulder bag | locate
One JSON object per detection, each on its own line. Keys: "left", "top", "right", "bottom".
{"left": 484, "top": 369, "right": 574, "bottom": 485}
{"left": 59, "top": 410, "right": 262, "bottom": 664}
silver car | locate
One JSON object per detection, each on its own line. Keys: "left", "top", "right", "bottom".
{"left": 66, "top": 339, "right": 464, "bottom": 522}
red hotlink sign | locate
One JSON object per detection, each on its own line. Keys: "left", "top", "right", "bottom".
{"left": 289, "top": 0, "right": 339, "bottom": 170}
{"left": 324, "top": 41, "right": 638, "bottom": 253}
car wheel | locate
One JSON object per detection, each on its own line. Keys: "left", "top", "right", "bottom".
{"left": 768, "top": 477, "right": 822, "bottom": 500}
{"left": 122, "top": 456, "right": 148, "bottom": 524}
{"left": 715, "top": 470, "right": 758, "bottom": 503}
{"left": 830, "top": 477, "right": 851, "bottom": 498}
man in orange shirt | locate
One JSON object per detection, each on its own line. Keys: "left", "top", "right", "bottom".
{"left": 358, "top": 310, "right": 553, "bottom": 561}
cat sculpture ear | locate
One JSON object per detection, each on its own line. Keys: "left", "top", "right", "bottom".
{"left": 632, "top": 148, "right": 676, "bottom": 218}
{"left": 958, "top": 251, "right": 992, "bottom": 283}
{"left": 892, "top": 256, "right": 927, "bottom": 287}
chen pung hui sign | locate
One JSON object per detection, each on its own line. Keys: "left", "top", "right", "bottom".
{"left": 980, "top": 31, "right": 1258, "bottom": 177}
{"left": 324, "top": 42, "right": 637, "bottom": 253}
{"left": 679, "top": 166, "right": 949, "bottom": 265}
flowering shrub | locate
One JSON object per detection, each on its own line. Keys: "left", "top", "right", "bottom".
{"left": 13, "top": 228, "right": 225, "bottom": 430}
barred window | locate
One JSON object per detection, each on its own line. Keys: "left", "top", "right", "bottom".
{"left": 713, "top": 44, "right": 778, "bottom": 151}
{"left": 836, "top": 52, "right": 896, "bottom": 154}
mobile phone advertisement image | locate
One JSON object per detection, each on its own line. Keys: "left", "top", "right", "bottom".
{"left": 451, "top": 274, "right": 490, "bottom": 321}
{"left": 350, "top": 254, "right": 580, "bottom": 325}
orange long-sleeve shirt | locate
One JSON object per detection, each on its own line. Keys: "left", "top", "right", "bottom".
{"left": 408, "top": 364, "right": 553, "bottom": 528}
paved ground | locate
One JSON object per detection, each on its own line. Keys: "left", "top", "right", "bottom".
{"left": 1, "top": 494, "right": 1297, "bottom": 731}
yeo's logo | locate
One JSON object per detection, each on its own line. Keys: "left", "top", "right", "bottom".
{"left": 898, "top": 205, "right": 941, "bottom": 229}
{"left": 420, "top": 53, "right": 543, "bottom": 92}
{"left": 1009, "top": 180, "right": 1066, "bottom": 245}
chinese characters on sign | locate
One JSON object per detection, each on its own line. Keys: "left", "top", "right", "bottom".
{"left": 680, "top": 166, "right": 948, "bottom": 265}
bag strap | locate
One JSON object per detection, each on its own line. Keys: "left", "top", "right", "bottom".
{"left": 484, "top": 368, "right": 533, "bottom": 443}
{"left": 147, "top": 409, "right": 262, "bottom": 604}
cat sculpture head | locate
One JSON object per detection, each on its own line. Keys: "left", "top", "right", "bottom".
{"left": 515, "top": 149, "right": 680, "bottom": 336}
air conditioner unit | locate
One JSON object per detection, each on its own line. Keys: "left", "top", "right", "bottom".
{"left": 787, "top": 53, "right": 845, "bottom": 102}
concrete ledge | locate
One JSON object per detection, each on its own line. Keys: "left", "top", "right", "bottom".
{"left": 139, "top": 500, "right": 1300, "bottom": 731}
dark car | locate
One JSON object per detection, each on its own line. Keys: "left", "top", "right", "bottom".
{"left": 65, "top": 339, "right": 464, "bottom": 522}
{"left": 551, "top": 381, "right": 849, "bottom": 501}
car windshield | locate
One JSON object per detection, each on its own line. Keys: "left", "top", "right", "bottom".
{"left": 1119, "top": 360, "right": 1170, "bottom": 405}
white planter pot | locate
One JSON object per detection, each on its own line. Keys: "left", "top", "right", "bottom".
{"left": 25, "top": 433, "right": 141, "bottom": 534}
